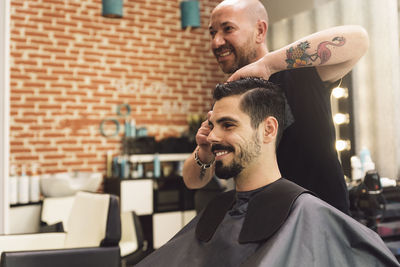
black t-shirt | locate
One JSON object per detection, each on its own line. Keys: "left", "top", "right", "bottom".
{"left": 270, "top": 67, "right": 349, "bottom": 214}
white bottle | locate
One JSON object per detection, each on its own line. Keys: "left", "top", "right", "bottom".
{"left": 359, "top": 147, "right": 370, "bottom": 171}
{"left": 29, "top": 163, "right": 40, "bottom": 202}
{"left": 362, "top": 155, "right": 376, "bottom": 175}
{"left": 350, "top": 156, "right": 363, "bottom": 181}
{"left": 153, "top": 153, "right": 161, "bottom": 178}
{"left": 18, "top": 165, "right": 29, "bottom": 204}
{"left": 9, "top": 165, "right": 18, "bottom": 205}
{"left": 130, "top": 119, "right": 136, "bottom": 137}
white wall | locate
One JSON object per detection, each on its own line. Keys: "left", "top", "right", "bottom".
{"left": 0, "top": 0, "right": 10, "bottom": 234}
{"left": 261, "top": 0, "right": 314, "bottom": 23}
{"left": 261, "top": 0, "right": 335, "bottom": 23}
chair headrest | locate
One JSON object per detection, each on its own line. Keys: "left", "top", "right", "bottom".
{"left": 64, "top": 192, "right": 121, "bottom": 248}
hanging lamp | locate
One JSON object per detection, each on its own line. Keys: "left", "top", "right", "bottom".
{"left": 102, "top": 0, "right": 123, "bottom": 18}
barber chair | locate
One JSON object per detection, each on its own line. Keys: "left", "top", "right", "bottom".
{"left": 0, "top": 191, "right": 121, "bottom": 267}
{"left": 120, "top": 211, "right": 150, "bottom": 266}
{"left": 39, "top": 195, "right": 75, "bottom": 233}
{"left": 37, "top": 193, "right": 149, "bottom": 266}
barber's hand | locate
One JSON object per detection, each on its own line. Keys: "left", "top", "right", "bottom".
{"left": 195, "top": 111, "right": 214, "bottom": 161}
{"left": 227, "top": 57, "right": 272, "bottom": 82}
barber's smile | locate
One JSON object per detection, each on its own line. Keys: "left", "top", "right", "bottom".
{"left": 214, "top": 46, "right": 234, "bottom": 61}
{"left": 217, "top": 50, "right": 232, "bottom": 58}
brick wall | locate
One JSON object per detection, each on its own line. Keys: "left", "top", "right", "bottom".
{"left": 10, "top": 0, "right": 225, "bottom": 175}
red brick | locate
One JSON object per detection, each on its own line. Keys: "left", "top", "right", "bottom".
{"left": 62, "top": 147, "right": 85, "bottom": 153}
{"left": 15, "top": 155, "right": 40, "bottom": 161}
{"left": 11, "top": 148, "right": 32, "bottom": 153}
{"left": 77, "top": 153, "right": 97, "bottom": 159}
{"left": 36, "top": 147, "right": 58, "bottom": 153}
{"left": 75, "top": 43, "right": 94, "bottom": 49}
{"left": 63, "top": 77, "right": 84, "bottom": 82}
{"left": 31, "top": 39, "right": 54, "bottom": 46}
{"left": 51, "top": 70, "right": 73, "bottom": 75}
{"left": 41, "top": 162, "right": 59, "bottom": 168}
{"left": 29, "top": 140, "right": 51, "bottom": 145}
{"left": 38, "top": 104, "right": 62, "bottom": 110}
{"left": 56, "top": 140, "right": 78, "bottom": 145}
{"left": 11, "top": 74, "right": 30, "bottom": 80}
{"left": 62, "top": 161, "right": 84, "bottom": 166}
{"left": 43, "top": 47, "right": 66, "bottom": 53}
{"left": 43, "top": 62, "right": 65, "bottom": 68}
{"left": 43, "top": 154, "right": 65, "bottom": 160}
{"left": 43, "top": 25, "right": 65, "bottom": 33}
{"left": 55, "top": 21, "right": 78, "bottom": 28}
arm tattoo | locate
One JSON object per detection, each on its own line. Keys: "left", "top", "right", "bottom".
{"left": 285, "top": 36, "right": 346, "bottom": 69}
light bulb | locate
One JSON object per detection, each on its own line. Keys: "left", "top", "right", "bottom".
{"left": 336, "top": 140, "right": 351, "bottom": 151}
{"left": 332, "top": 87, "right": 348, "bottom": 99}
{"left": 333, "top": 113, "right": 349, "bottom": 124}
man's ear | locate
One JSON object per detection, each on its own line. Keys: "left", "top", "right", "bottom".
{"left": 255, "top": 20, "right": 268, "bottom": 44}
{"left": 262, "top": 116, "right": 278, "bottom": 144}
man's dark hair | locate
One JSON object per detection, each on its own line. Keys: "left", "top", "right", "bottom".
{"left": 213, "top": 77, "right": 286, "bottom": 146}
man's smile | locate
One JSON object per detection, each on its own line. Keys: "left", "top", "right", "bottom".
{"left": 214, "top": 150, "right": 231, "bottom": 160}
{"left": 214, "top": 45, "right": 235, "bottom": 61}
{"left": 212, "top": 144, "right": 234, "bottom": 160}
{"left": 216, "top": 50, "right": 232, "bottom": 58}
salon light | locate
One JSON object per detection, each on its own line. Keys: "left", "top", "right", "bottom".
{"left": 335, "top": 139, "right": 351, "bottom": 152}
{"left": 332, "top": 87, "right": 348, "bottom": 99}
{"left": 102, "top": 0, "right": 123, "bottom": 18}
{"left": 333, "top": 113, "right": 349, "bottom": 125}
{"left": 180, "top": 0, "right": 200, "bottom": 29}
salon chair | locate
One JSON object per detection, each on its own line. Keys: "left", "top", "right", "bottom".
{"left": 39, "top": 195, "right": 75, "bottom": 233}
{"left": 120, "top": 211, "right": 150, "bottom": 266}
{"left": 0, "top": 191, "right": 121, "bottom": 267}
{"left": 38, "top": 194, "right": 150, "bottom": 266}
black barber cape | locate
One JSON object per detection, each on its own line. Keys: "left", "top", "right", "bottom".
{"left": 136, "top": 179, "right": 399, "bottom": 267}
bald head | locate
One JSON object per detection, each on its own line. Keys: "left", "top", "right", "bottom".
{"left": 209, "top": 0, "right": 269, "bottom": 73}
{"left": 214, "top": 0, "right": 269, "bottom": 24}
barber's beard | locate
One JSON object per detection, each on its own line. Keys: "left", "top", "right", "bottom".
{"left": 234, "top": 43, "right": 258, "bottom": 73}
{"left": 215, "top": 40, "right": 258, "bottom": 74}
{"left": 215, "top": 132, "right": 261, "bottom": 180}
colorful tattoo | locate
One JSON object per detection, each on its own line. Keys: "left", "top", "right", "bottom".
{"left": 286, "top": 41, "right": 312, "bottom": 68}
{"left": 285, "top": 36, "right": 346, "bottom": 69}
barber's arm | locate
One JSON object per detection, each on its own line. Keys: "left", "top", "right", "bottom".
{"left": 228, "top": 25, "right": 369, "bottom": 83}
{"left": 182, "top": 112, "right": 215, "bottom": 189}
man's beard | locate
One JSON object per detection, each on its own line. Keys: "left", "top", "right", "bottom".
{"left": 214, "top": 40, "right": 258, "bottom": 74}
{"left": 214, "top": 132, "right": 261, "bottom": 180}
{"left": 215, "top": 160, "right": 243, "bottom": 180}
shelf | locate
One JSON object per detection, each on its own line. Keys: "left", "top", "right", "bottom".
{"left": 10, "top": 201, "right": 42, "bottom": 208}
{"left": 129, "top": 153, "right": 191, "bottom": 163}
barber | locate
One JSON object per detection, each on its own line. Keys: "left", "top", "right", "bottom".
{"left": 182, "top": 0, "right": 369, "bottom": 214}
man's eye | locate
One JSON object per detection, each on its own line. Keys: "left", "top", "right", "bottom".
{"left": 209, "top": 30, "right": 216, "bottom": 37}
{"left": 223, "top": 123, "right": 234, "bottom": 129}
{"left": 224, "top": 26, "right": 233, "bottom": 32}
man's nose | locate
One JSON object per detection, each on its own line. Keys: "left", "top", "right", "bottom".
{"left": 207, "top": 128, "right": 221, "bottom": 144}
{"left": 211, "top": 32, "right": 225, "bottom": 49}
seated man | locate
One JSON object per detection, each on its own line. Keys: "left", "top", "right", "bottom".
{"left": 136, "top": 78, "right": 399, "bottom": 266}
